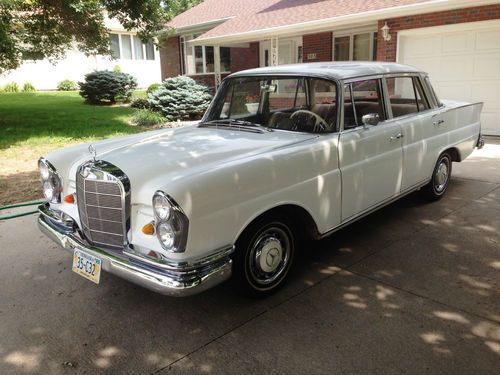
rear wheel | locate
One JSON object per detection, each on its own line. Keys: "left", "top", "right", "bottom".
{"left": 233, "top": 213, "right": 296, "bottom": 297}
{"left": 421, "top": 152, "right": 452, "bottom": 201}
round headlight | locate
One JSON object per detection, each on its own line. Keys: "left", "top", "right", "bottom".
{"left": 38, "top": 159, "right": 50, "bottom": 180}
{"left": 153, "top": 193, "right": 171, "bottom": 221}
{"left": 157, "top": 222, "right": 175, "bottom": 250}
{"left": 43, "top": 180, "right": 55, "bottom": 201}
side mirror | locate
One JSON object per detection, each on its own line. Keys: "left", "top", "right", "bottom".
{"left": 362, "top": 113, "right": 380, "bottom": 127}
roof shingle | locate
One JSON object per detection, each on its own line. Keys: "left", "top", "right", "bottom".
{"left": 168, "top": 0, "right": 435, "bottom": 36}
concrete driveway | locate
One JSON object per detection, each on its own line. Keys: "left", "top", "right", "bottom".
{"left": 1, "top": 141, "right": 499, "bottom": 375}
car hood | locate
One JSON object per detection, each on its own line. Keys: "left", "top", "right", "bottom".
{"left": 60, "top": 125, "right": 317, "bottom": 201}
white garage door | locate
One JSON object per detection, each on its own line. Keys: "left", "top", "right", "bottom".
{"left": 398, "top": 20, "right": 500, "bottom": 136}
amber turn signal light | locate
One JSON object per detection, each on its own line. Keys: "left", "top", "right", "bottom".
{"left": 64, "top": 194, "right": 75, "bottom": 204}
{"left": 142, "top": 223, "right": 155, "bottom": 235}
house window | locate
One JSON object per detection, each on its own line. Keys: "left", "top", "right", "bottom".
{"left": 108, "top": 33, "right": 156, "bottom": 61}
{"left": 180, "top": 34, "right": 231, "bottom": 75}
{"left": 333, "top": 32, "right": 376, "bottom": 61}
{"left": 110, "top": 34, "right": 120, "bottom": 59}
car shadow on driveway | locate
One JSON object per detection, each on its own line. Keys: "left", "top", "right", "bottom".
{"left": 0, "top": 177, "right": 499, "bottom": 374}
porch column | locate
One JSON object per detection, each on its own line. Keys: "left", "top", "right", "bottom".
{"left": 271, "top": 37, "right": 279, "bottom": 66}
{"left": 214, "top": 45, "right": 221, "bottom": 90}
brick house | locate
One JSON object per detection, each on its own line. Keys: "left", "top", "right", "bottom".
{"left": 161, "top": 0, "right": 500, "bottom": 135}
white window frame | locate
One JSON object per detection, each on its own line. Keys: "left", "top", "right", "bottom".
{"left": 111, "top": 32, "right": 155, "bottom": 61}
{"left": 180, "top": 34, "right": 231, "bottom": 75}
{"left": 332, "top": 26, "right": 377, "bottom": 61}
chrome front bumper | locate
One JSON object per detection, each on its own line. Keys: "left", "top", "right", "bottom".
{"left": 38, "top": 208, "right": 233, "bottom": 297}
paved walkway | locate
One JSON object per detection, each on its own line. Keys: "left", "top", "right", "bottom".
{"left": 0, "top": 141, "right": 499, "bottom": 374}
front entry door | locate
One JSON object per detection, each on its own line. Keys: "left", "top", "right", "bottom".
{"left": 260, "top": 38, "right": 302, "bottom": 67}
{"left": 339, "top": 78, "right": 404, "bottom": 221}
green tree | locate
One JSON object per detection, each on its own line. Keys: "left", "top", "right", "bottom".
{"left": 166, "top": 0, "right": 202, "bottom": 19}
{"left": 0, "top": 0, "right": 168, "bottom": 74}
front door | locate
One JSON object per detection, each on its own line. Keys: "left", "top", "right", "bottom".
{"left": 260, "top": 37, "right": 302, "bottom": 67}
{"left": 339, "top": 78, "right": 403, "bottom": 221}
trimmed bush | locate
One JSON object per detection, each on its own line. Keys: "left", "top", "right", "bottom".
{"left": 132, "top": 109, "right": 165, "bottom": 126}
{"left": 130, "top": 97, "right": 149, "bottom": 109}
{"left": 57, "top": 79, "right": 78, "bottom": 91}
{"left": 147, "top": 83, "right": 161, "bottom": 94}
{"left": 148, "top": 76, "right": 212, "bottom": 121}
{"left": 22, "top": 82, "right": 36, "bottom": 92}
{"left": 3, "top": 82, "right": 19, "bottom": 92}
{"left": 79, "top": 70, "right": 138, "bottom": 104}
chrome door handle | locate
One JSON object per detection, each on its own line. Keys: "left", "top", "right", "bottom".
{"left": 433, "top": 119, "right": 445, "bottom": 126}
{"left": 390, "top": 132, "right": 403, "bottom": 141}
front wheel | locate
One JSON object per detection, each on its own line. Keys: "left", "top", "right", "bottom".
{"left": 421, "top": 152, "right": 452, "bottom": 201}
{"left": 233, "top": 214, "right": 296, "bottom": 298}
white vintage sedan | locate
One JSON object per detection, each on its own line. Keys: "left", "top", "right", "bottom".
{"left": 38, "top": 62, "right": 484, "bottom": 297}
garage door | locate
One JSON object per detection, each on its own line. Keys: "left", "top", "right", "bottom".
{"left": 398, "top": 20, "right": 500, "bottom": 136}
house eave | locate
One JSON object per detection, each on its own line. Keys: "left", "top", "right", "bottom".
{"left": 190, "top": 0, "right": 500, "bottom": 45}
{"left": 166, "top": 17, "right": 235, "bottom": 36}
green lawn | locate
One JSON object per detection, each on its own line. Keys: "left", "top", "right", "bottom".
{"left": 0, "top": 91, "right": 145, "bottom": 204}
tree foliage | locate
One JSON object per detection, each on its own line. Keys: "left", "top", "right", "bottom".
{"left": 165, "top": 0, "right": 203, "bottom": 19}
{"left": 0, "top": 0, "right": 168, "bottom": 74}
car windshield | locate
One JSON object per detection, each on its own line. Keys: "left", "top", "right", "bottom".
{"left": 204, "top": 76, "right": 338, "bottom": 133}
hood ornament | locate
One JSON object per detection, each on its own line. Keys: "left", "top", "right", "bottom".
{"left": 88, "top": 144, "right": 97, "bottom": 162}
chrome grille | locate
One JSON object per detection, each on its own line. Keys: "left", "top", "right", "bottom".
{"left": 76, "top": 161, "right": 130, "bottom": 250}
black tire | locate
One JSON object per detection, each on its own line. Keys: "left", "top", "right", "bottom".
{"left": 232, "top": 213, "right": 296, "bottom": 298}
{"left": 421, "top": 152, "right": 452, "bottom": 201}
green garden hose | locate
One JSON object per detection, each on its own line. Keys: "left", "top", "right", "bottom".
{"left": 0, "top": 200, "right": 45, "bottom": 220}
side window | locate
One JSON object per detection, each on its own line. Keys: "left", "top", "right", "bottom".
{"left": 424, "top": 76, "right": 441, "bottom": 108}
{"left": 343, "top": 79, "right": 385, "bottom": 129}
{"left": 309, "top": 79, "right": 337, "bottom": 127}
{"left": 386, "top": 76, "right": 429, "bottom": 118}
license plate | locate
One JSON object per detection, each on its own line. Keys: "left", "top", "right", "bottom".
{"left": 72, "top": 249, "right": 101, "bottom": 284}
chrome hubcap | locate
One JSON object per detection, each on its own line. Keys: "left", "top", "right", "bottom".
{"left": 256, "top": 237, "right": 283, "bottom": 273}
{"left": 248, "top": 226, "right": 291, "bottom": 286}
{"left": 435, "top": 160, "right": 449, "bottom": 192}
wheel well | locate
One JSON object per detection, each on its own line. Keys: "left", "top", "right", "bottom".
{"left": 444, "top": 147, "right": 461, "bottom": 162}
{"left": 238, "top": 204, "right": 319, "bottom": 242}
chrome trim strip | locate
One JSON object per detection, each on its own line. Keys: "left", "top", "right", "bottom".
{"left": 38, "top": 212, "right": 232, "bottom": 297}
{"left": 319, "top": 179, "right": 430, "bottom": 239}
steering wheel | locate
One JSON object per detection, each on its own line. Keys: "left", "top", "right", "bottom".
{"left": 290, "top": 110, "right": 328, "bottom": 132}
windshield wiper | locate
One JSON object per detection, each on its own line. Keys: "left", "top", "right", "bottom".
{"left": 199, "top": 119, "right": 273, "bottom": 132}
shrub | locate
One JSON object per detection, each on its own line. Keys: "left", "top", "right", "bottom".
{"left": 147, "top": 83, "right": 161, "bottom": 94}
{"left": 57, "top": 79, "right": 78, "bottom": 91}
{"left": 113, "top": 65, "right": 121, "bottom": 72}
{"left": 130, "top": 97, "right": 149, "bottom": 109}
{"left": 132, "top": 109, "right": 165, "bottom": 126}
{"left": 22, "top": 82, "right": 36, "bottom": 92}
{"left": 148, "top": 76, "right": 212, "bottom": 121}
{"left": 79, "top": 70, "right": 137, "bottom": 104}
{"left": 3, "top": 82, "right": 19, "bottom": 92}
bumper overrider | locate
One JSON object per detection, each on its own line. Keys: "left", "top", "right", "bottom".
{"left": 38, "top": 204, "right": 233, "bottom": 296}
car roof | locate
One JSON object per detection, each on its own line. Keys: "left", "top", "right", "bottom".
{"left": 228, "top": 61, "right": 424, "bottom": 80}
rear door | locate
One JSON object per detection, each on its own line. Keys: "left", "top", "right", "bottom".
{"left": 339, "top": 78, "right": 403, "bottom": 221}
{"left": 384, "top": 75, "right": 438, "bottom": 191}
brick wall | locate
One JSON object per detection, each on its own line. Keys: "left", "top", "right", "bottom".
{"left": 303, "top": 32, "right": 332, "bottom": 62}
{"left": 377, "top": 4, "right": 500, "bottom": 62}
{"left": 160, "top": 36, "right": 182, "bottom": 80}
{"left": 230, "top": 42, "right": 260, "bottom": 72}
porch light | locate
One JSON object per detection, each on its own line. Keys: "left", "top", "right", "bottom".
{"left": 381, "top": 22, "right": 391, "bottom": 42}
